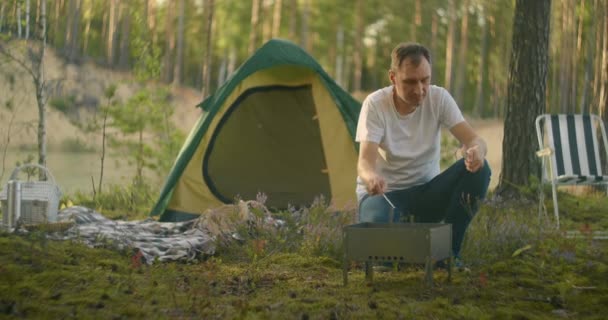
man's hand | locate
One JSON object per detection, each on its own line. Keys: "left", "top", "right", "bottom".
{"left": 365, "top": 172, "right": 387, "bottom": 195}
{"left": 463, "top": 145, "right": 484, "bottom": 173}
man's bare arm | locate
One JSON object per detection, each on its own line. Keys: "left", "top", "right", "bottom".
{"left": 358, "top": 141, "right": 386, "bottom": 194}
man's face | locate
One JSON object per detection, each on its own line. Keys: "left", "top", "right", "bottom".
{"left": 389, "top": 57, "right": 431, "bottom": 107}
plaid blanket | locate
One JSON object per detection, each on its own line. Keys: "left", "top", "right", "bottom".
{"left": 45, "top": 201, "right": 282, "bottom": 264}
{"left": 50, "top": 206, "right": 215, "bottom": 264}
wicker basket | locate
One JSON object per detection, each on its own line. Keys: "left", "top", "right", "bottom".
{"left": 0, "top": 164, "right": 62, "bottom": 225}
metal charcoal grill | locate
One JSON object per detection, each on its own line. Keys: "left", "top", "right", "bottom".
{"left": 342, "top": 221, "right": 452, "bottom": 286}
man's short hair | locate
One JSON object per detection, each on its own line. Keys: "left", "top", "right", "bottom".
{"left": 390, "top": 43, "right": 431, "bottom": 71}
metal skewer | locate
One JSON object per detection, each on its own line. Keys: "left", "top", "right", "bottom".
{"left": 382, "top": 193, "right": 396, "bottom": 209}
{"left": 382, "top": 193, "right": 395, "bottom": 223}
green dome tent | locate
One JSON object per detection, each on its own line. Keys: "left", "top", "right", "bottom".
{"left": 151, "top": 39, "right": 361, "bottom": 222}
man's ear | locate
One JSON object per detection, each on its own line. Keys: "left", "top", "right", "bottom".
{"left": 388, "top": 70, "right": 395, "bottom": 85}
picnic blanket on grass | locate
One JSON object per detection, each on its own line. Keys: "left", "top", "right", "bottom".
{"left": 41, "top": 200, "right": 280, "bottom": 264}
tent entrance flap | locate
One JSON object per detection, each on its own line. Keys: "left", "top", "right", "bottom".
{"left": 203, "top": 85, "right": 331, "bottom": 209}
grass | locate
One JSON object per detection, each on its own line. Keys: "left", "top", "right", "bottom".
{"left": 1, "top": 191, "right": 608, "bottom": 319}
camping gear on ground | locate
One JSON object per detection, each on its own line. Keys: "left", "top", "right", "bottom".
{"left": 50, "top": 206, "right": 216, "bottom": 263}
{"left": 535, "top": 114, "right": 608, "bottom": 229}
{"left": 0, "top": 164, "right": 62, "bottom": 229}
{"left": 343, "top": 206, "right": 452, "bottom": 286}
{"left": 3, "top": 180, "right": 21, "bottom": 230}
{"left": 150, "top": 39, "right": 361, "bottom": 222}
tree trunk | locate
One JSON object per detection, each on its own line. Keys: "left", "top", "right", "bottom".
{"left": 201, "top": 0, "right": 215, "bottom": 98}
{"left": 444, "top": 0, "right": 456, "bottom": 90}
{"left": 262, "top": 1, "right": 272, "bottom": 44}
{"left": 65, "top": 0, "right": 74, "bottom": 53}
{"left": 53, "top": 0, "right": 61, "bottom": 46}
{"left": 118, "top": 3, "right": 131, "bottom": 69}
{"left": 83, "top": 0, "right": 92, "bottom": 53}
{"left": 0, "top": 2, "right": 5, "bottom": 33}
{"left": 25, "top": 0, "right": 29, "bottom": 40}
{"left": 107, "top": 0, "right": 116, "bottom": 65}
{"left": 352, "top": 0, "right": 363, "bottom": 92}
{"left": 600, "top": 0, "right": 608, "bottom": 117}
{"left": 581, "top": 0, "right": 596, "bottom": 113}
{"left": 248, "top": 0, "right": 260, "bottom": 55}
{"left": 17, "top": 2, "right": 21, "bottom": 38}
{"left": 35, "top": 0, "right": 39, "bottom": 29}
{"left": 454, "top": 0, "right": 469, "bottom": 107}
{"left": 558, "top": 0, "right": 571, "bottom": 113}
{"left": 410, "top": 0, "right": 421, "bottom": 41}
{"left": 300, "top": 0, "right": 311, "bottom": 52}
{"left": 37, "top": 0, "right": 47, "bottom": 168}
{"left": 289, "top": 0, "right": 297, "bottom": 40}
{"left": 496, "top": 0, "right": 551, "bottom": 197}
{"left": 592, "top": 0, "right": 604, "bottom": 114}
{"left": 162, "top": 0, "right": 175, "bottom": 83}
{"left": 146, "top": 0, "right": 157, "bottom": 44}
{"left": 172, "top": 0, "right": 185, "bottom": 86}
{"left": 573, "top": 0, "right": 584, "bottom": 112}
{"left": 430, "top": 11, "right": 438, "bottom": 82}
{"left": 335, "top": 25, "right": 344, "bottom": 87}
{"left": 473, "top": 6, "right": 488, "bottom": 117}
{"left": 68, "top": 0, "right": 81, "bottom": 62}
{"left": 271, "top": 0, "right": 282, "bottom": 38}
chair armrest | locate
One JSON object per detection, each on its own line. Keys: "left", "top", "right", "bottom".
{"left": 536, "top": 148, "right": 553, "bottom": 157}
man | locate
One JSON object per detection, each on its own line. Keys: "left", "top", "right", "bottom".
{"left": 356, "top": 42, "right": 491, "bottom": 262}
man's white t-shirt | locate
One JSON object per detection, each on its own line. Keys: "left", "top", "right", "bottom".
{"left": 355, "top": 85, "right": 465, "bottom": 202}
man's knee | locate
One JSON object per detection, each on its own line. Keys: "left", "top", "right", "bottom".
{"left": 358, "top": 195, "right": 393, "bottom": 223}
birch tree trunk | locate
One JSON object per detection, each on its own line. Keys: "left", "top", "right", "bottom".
{"left": 37, "top": 0, "right": 47, "bottom": 168}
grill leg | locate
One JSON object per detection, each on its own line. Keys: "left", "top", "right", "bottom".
{"left": 343, "top": 257, "right": 348, "bottom": 286}
{"left": 425, "top": 256, "right": 434, "bottom": 287}
{"left": 365, "top": 261, "right": 373, "bottom": 283}
{"left": 447, "top": 256, "right": 452, "bottom": 283}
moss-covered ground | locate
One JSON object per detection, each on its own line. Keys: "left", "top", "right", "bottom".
{"left": 1, "top": 190, "right": 608, "bottom": 319}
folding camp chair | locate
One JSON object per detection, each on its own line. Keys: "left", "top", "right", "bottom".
{"left": 535, "top": 114, "right": 608, "bottom": 228}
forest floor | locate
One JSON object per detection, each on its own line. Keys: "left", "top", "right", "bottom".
{"left": 1, "top": 190, "right": 608, "bottom": 319}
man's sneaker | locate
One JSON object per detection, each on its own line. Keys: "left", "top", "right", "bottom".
{"left": 435, "top": 256, "right": 468, "bottom": 271}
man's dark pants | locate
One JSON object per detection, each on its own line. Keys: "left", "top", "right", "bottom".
{"left": 358, "top": 159, "right": 491, "bottom": 256}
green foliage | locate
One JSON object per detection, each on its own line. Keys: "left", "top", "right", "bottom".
{"left": 69, "top": 182, "right": 155, "bottom": 220}
{"left": 106, "top": 87, "right": 184, "bottom": 184}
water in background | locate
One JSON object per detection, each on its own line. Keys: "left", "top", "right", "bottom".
{"left": 0, "top": 149, "right": 161, "bottom": 195}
